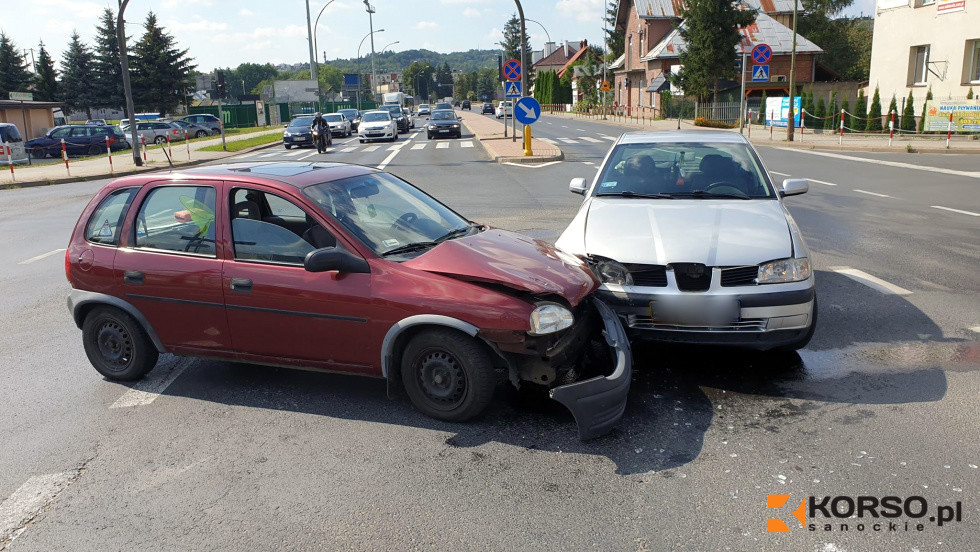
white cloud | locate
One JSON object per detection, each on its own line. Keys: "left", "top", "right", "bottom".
{"left": 166, "top": 19, "right": 229, "bottom": 33}
{"left": 35, "top": 0, "right": 102, "bottom": 18}
{"left": 463, "top": 7, "right": 482, "bottom": 17}
{"left": 239, "top": 8, "right": 254, "bottom": 16}
{"left": 555, "top": 0, "right": 604, "bottom": 23}
{"left": 414, "top": 21, "right": 438, "bottom": 30}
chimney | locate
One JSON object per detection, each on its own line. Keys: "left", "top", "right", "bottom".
{"left": 545, "top": 42, "right": 556, "bottom": 57}
{"left": 564, "top": 40, "right": 570, "bottom": 58}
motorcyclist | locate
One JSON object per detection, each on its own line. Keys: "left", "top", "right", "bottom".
{"left": 310, "top": 112, "right": 330, "bottom": 151}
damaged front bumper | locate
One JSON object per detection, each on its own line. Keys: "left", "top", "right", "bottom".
{"left": 549, "top": 299, "right": 632, "bottom": 440}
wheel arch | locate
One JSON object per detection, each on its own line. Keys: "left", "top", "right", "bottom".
{"left": 68, "top": 290, "right": 166, "bottom": 353}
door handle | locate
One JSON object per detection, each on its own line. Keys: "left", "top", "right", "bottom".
{"left": 230, "top": 278, "right": 253, "bottom": 292}
{"left": 124, "top": 271, "right": 144, "bottom": 285}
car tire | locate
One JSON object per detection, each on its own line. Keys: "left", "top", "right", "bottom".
{"left": 82, "top": 306, "right": 159, "bottom": 381}
{"left": 427, "top": 133, "right": 432, "bottom": 140}
{"left": 400, "top": 328, "right": 496, "bottom": 422}
{"left": 30, "top": 149, "right": 46, "bottom": 159}
{"left": 285, "top": 144, "right": 292, "bottom": 149}
{"left": 359, "top": 139, "right": 365, "bottom": 143}
{"left": 153, "top": 136, "right": 166, "bottom": 145}
{"left": 87, "top": 144, "right": 103, "bottom": 156}
{"left": 195, "top": 130, "right": 207, "bottom": 138}
{"left": 212, "top": 129, "right": 221, "bottom": 136}
{"left": 775, "top": 295, "right": 818, "bottom": 352}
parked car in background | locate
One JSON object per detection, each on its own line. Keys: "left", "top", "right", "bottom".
{"left": 357, "top": 110, "right": 397, "bottom": 142}
{"left": 380, "top": 104, "right": 410, "bottom": 134}
{"left": 86, "top": 119, "right": 107, "bottom": 125}
{"left": 481, "top": 102, "right": 494, "bottom": 115}
{"left": 337, "top": 109, "right": 361, "bottom": 131}
{"left": 403, "top": 108, "right": 416, "bottom": 129}
{"left": 461, "top": 100, "right": 471, "bottom": 110}
{"left": 0, "top": 123, "right": 29, "bottom": 164}
{"left": 556, "top": 130, "right": 817, "bottom": 351}
{"left": 65, "top": 162, "right": 630, "bottom": 439}
{"left": 434, "top": 102, "right": 452, "bottom": 111}
{"left": 170, "top": 119, "right": 212, "bottom": 139}
{"left": 325, "top": 113, "right": 352, "bottom": 137}
{"left": 495, "top": 101, "right": 512, "bottom": 119}
{"left": 283, "top": 115, "right": 315, "bottom": 149}
{"left": 426, "top": 110, "right": 462, "bottom": 139}
{"left": 417, "top": 104, "right": 431, "bottom": 117}
{"left": 26, "top": 124, "right": 129, "bottom": 158}
{"left": 178, "top": 114, "right": 222, "bottom": 135}
{"left": 126, "top": 121, "right": 182, "bottom": 145}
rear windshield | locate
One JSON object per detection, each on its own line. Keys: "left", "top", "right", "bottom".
{"left": 0, "top": 125, "right": 22, "bottom": 142}
{"left": 289, "top": 117, "right": 314, "bottom": 128}
{"left": 362, "top": 112, "right": 390, "bottom": 122}
{"left": 338, "top": 110, "right": 358, "bottom": 118}
{"left": 325, "top": 114, "right": 343, "bottom": 122}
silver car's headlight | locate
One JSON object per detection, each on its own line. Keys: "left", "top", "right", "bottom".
{"left": 594, "top": 260, "right": 634, "bottom": 286}
{"left": 529, "top": 303, "right": 574, "bottom": 335}
{"left": 757, "top": 257, "right": 811, "bottom": 284}
{"left": 283, "top": 131, "right": 292, "bottom": 137}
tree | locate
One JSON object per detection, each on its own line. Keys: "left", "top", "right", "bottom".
{"left": 435, "top": 62, "right": 452, "bottom": 98}
{"left": 853, "top": 89, "right": 866, "bottom": 132}
{"left": 674, "top": 0, "right": 755, "bottom": 102}
{"left": 815, "top": 95, "right": 826, "bottom": 130}
{"left": 967, "top": 87, "right": 974, "bottom": 100}
{"left": 918, "top": 87, "right": 932, "bottom": 132}
{"left": 802, "top": 87, "right": 815, "bottom": 127}
{"left": 131, "top": 12, "right": 196, "bottom": 115}
{"left": 900, "top": 90, "right": 916, "bottom": 131}
{"left": 757, "top": 90, "right": 767, "bottom": 124}
{"left": 886, "top": 94, "right": 898, "bottom": 130}
{"left": 499, "top": 14, "right": 534, "bottom": 85}
{"left": 797, "top": 1, "right": 871, "bottom": 81}
{"left": 60, "top": 31, "right": 96, "bottom": 117}
{"left": 91, "top": 8, "right": 125, "bottom": 111}
{"left": 827, "top": 90, "right": 838, "bottom": 130}
{"left": 604, "top": 1, "right": 624, "bottom": 60}
{"left": 865, "top": 86, "right": 882, "bottom": 132}
{"left": 403, "top": 61, "right": 435, "bottom": 101}
{"left": 0, "top": 32, "right": 32, "bottom": 97}
{"left": 33, "top": 42, "right": 58, "bottom": 102}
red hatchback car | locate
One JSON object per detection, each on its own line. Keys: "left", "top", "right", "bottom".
{"left": 66, "top": 163, "right": 631, "bottom": 438}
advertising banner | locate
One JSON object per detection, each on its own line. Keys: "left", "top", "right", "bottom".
{"left": 765, "top": 96, "right": 801, "bottom": 127}
{"left": 937, "top": 0, "right": 965, "bottom": 15}
{"left": 923, "top": 99, "right": 980, "bottom": 132}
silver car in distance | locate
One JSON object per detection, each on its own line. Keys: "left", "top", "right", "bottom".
{"left": 556, "top": 130, "right": 816, "bottom": 351}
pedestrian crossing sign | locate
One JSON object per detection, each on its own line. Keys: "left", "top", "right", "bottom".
{"left": 505, "top": 81, "right": 522, "bottom": 98}
{"left": 752, "top": 65, "right": 770, "bottom": 82}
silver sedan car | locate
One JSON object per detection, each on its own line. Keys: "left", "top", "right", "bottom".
{"left": 556, "top": 130, "right": 816, "bottom": 351}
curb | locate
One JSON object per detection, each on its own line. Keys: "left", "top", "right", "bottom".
{"left": 461, "top": 119, "right": 565, "bottom": 165}
{"left": 1, "top": 141, "right": 281, "bottom": 191}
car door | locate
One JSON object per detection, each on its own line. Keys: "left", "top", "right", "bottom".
{"left": 220, "top": 183, "right": 375, "bottom": 374}
{"left": 69, "top": 127, "right": 94, "bottom": 155}
{"left": 44, "top": 127, "right": 70, "bottom": 156}
{"left": 113, "top": 181, "right": 232, "bottom": 354}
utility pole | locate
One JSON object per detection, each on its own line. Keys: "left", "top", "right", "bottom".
{"left": 365, "top": 1, "right": 379, "bottom": 103}
{"left": 117, "top": 0, "right": 141, "bottom": 166}
{"left": 305, "top": 1, "right": 318, "bottom": 84}
{"left": 602, "top": 11, "right": 608, "bottom": 119}
{"left": 738, "top": 51, "right": 748, "bottom": 134}
{"left": 786, "top": 0, "right": 798, "bottom": 141}
{"left": 514, "top": 0, "right": 526, "bottom": 143}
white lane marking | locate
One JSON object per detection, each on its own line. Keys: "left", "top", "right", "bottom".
{"left": 19, "top": 248, "right": 66, "bottom": 265}
{"left": 502, "top": 161, "right": 562, "bottom": 169}
{"left": 283, "top": 150, "right": 304, "bottom": 157}
{"left": 853, "top": 189, "right": 892, "bottom": 198}
{"left": 807, "top": 178, "right": 838, "bottom": 186}
{"left": 436, "top": 142, "right": 450, "bottom": 149}
{"left": 579, "top": 136, "right": 603, "bottom": 143}
{"left": 341, "top": 138, "right": 358, "bottom": 144}
{"left": 969, "top": 326, "right": 980, "bottom": 334}
{"left": 583, "top": 161, "right": 596, "bottom": 166}
{"left": 460, "top": 140, "right": 474, "bottom": 148}
{"left": 931, "top": 205, "right": 980, "bottom": 217}
{"left": 830, "top": 266, "right": 912, "bottom": 296}
{"left": 378, "top": 135, "right": 415, "bottom": 170}
{"left": 769, "top": 170, "right": 791, "bottom": 176}
{"left": 411, "top": 143, "right": 426, "bottom": 150}
{"left": 386, "top": 144, "right": 405, "bottom": 151}
{"left": 557, "top": 137, "right": 579, "bottom": 144}
{"left": 256, "top": 152, "right": 278, "bottom": 158}
{"left": 298, "top": 151, "right": 319, "bottom": 160}
{"left": 774, "top": 148, "right": 980, "bottom": 179}
{"left": 0, "top": 471, "right": 76, "bottom": 543}
{"left": 599, "top": 134, "right": 616, "bottom": 140}
{"left": 561, "top": 125, "right": 569, "bottom": 128}
{"left": 539, "top": 138, "right": 557, "bottom": 144}
{"left": 340, "top": 147, "right": 357, "bottom": 153}
{"left": 110, "top": 362, "right": 189, "bottom": 408}
{"left": 576, "top": 128, "right": 587, "bottom": 132}
{"left": 363, "top": 145, "right": 380, "bottom": 152}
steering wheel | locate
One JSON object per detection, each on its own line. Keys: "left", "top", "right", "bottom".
{"left": 704, "top": 182, "right": 749, "bottom": 198}
{"left": 391, "top": 212, "right": 418, "bottom": 231}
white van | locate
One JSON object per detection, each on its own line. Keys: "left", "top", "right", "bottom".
{"left": 0, "top": 123, "right": 29, "bottom": 164}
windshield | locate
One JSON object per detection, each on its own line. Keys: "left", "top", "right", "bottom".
{"left": 591, "top": 142, "right": 775, "bottom": 199}
{"left": 338, "top": 110, "right": 358, "bottom": 118}
{"left": 382, "top": 106, "right": 402, "bottom": 115}
{"left": 289, "top": 116, "right": 314, "bottom": 128}
{"left": 303, "top": 172, "right": 471, "bottom": 257}
{"left": 430, "top": 111, "right": 456, "bottom": 121}
{"left": 325, "top": 114, "right": 343, "bottom": 122}
{"left": 362, "top": 112, "right": 390, "bottom": 122}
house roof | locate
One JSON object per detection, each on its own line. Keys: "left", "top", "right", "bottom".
{"left": 742, "top": 0, "right": 801, "bottom": 15}
{"left": 557, "top": 46, "right": 592, "bottom": 78}
{"left": 0, "top": 100, "right": 63, "bottom": 109}
{"left": 533, "top": 41, "right": 584, "bottom": 69}
{"left": 641, "top": 10, "right": 821, "bottom": 61}
{"left": 607, "top": 53, "right": 625, "bottom": 70}
{"left": 616, "top": 0, "right": 801, "bottom": 24}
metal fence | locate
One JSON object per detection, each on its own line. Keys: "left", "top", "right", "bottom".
{"left": 695, "top": 101, "right": 742, "bottom": 125}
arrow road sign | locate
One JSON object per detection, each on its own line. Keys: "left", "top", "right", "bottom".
{"left": 751, "top": 43, "right": 772, "bottom": 65}
{"left": 515, "top": 97, "right": 541, "bottom": 125}
{"left": 503, "top": 59, "right": 521, "bottom": 82}
{"left": 752, "top": 65, "right": 770, "bottom": 82}
{"left": 505, "top": 81, "right": 522, "bottom": 98}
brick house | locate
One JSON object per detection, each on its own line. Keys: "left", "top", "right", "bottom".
{"left": 610, "top": 0, "right": 822, "bottom": 113}
{"left": 534, "top": 40, "right": 588, "bottom": 74}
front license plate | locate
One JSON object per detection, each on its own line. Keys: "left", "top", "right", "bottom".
{"left": 438, "top": 129, "right": 449, "bottom": 133}
{"left": 650, "top": 296, "right": 740, "bottom": 326}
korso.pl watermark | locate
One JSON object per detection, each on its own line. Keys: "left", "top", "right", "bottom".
{"left": 767, "top": 494, "right": 965, "bottom": 533}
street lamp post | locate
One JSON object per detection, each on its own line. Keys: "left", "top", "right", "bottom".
{"left": 379, "top": 41, "right": 399, "bottom": 95}
{"left": 313, "top": 0, "right": 337, "bottom": 65}
{"left": 513, "top": 0, "right": 527, "bottom": 143}
{"left": 786, "top": 0, "right": 798, "bottom": 141}
{"left": 525, "top": 18, "right": 551, "bottom": 46}
{"left": 364, "top": 1, "right": 379, "bottom": 103}
{"left": 357, "top": 29, "right": 384, "bottom": 110}
{"left": 116, "top": 0, "right": 142, "bottom": 166}
{"left": 304, "top": 1, "right": 317, "bottom": 84}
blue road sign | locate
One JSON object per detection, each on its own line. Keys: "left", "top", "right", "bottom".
{"left": 751, "top": 43, "right": 772, "bottom": 65}
{"left": 503, "top": 59, "right": 521, "bottom": 82}
{"left": 505, "top": 81, "right": 522, "bottom": 98}
{"left": 752, "top": 65, "right": 770, "bottom": 82}
{"left": 514, "top": 97, "right": 541, "bottom": 125}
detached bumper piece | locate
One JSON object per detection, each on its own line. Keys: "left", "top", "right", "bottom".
{"left": 549, "top": 299, "right": 632, "bottom": 440}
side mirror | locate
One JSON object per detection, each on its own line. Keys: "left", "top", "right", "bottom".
{"left": 779, "top": 178, "right": 809, "bottom": 197}
{"left": 304, "top": 247, "right": 370, "bottom": 274}
{"left": 283, "top": 124, "right": 288, "bottom": 128}
{"left": 569, "top": 177, "right": 588, "bottom": 195}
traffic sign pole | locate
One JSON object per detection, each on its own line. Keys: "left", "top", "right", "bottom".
{"left": 739, "top": 52, "right": 748, "bottom": 134}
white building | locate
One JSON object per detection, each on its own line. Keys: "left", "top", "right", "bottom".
{"left": 867, "top": 0, "right": 979, "bottom": 111}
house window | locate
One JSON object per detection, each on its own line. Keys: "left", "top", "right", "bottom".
{"left": 969, "top": 40, "right": 980, "bottom": 84}
{"left": 911, "top": 45, "right": 930, "bottom": 85}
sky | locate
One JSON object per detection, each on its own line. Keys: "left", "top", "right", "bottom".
{"left": 5, "top": 0, "right": 877, "bottom": 74}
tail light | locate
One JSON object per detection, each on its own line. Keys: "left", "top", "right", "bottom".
{"left": 64, "top": 249, "right": 72, "bottom": 285}
{"left": 172, "top": 129, "right": 179, "bottom": 134}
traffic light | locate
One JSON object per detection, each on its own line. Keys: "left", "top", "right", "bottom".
{"left": 733, "top": 56, "right": 743, "bottom": 75}
{"left": 215, "top": 71, "right": 226, "bottom": 99}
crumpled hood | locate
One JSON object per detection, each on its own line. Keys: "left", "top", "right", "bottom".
{"left": 403, "top": 229, "right": 597, "bottom": 306}
{"left": 580, "top": 199, "right": 793, "bottom": 266}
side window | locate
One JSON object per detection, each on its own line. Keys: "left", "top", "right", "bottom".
{"left": 71, "top": 127, "right": 92, "bottom": 137}
{"left": 50, "top": 128, "right": 70, "bottom": 139}
{"left": 266, "top": 194, "right": 306, "bottom": 219}
{"left": 85, "top": 188, "right": 138, "bottom": 245}
{"left": 134, "top": 186, "right": 217, "bottom": 256}
{"left": 230, "top": 189, "right": 334, "bottom": 264}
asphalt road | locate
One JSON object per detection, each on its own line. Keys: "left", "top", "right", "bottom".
{"left": 0, "top": 114, "right": 977, "bottom": 551}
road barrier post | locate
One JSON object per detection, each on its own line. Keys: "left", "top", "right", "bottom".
{"left": 769, "top": 110, "right": 774, "bottom": 140}
{"left": 747, "top": 110, "right": 752, "bottom": 138}
{"left": 888, "top": 110, "right": 895, "bottom": 146}
{"left": 800, "top": 108, "right": 805, "bottom": 142}
{"left": 105, "top": 136, "right": 113, "bottom": 173}
{"left": 141, "top": 136, "right": 147, "bottom": 162}
{"left": 4, "top": 142, "right": 14, "bottom": 182}
{"left": 185, "top": 130, "right": 191, "bottom": 160}
{"left": 523, "top": 124, "right": 532, "bottom": 157}
{"left": 61, "top": 138, "right": 70, "bottom": 176}
{"left": 839, "top": 109, "right": 844, "bottom": 145}
{"left": 946, "top": 112, "right": 953, "bottom": 149}
{"left": 166, "top": 134, "right": 173, "bottom": 159}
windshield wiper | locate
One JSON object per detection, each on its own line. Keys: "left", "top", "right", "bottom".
{"left": 434, "top": 223, "right": 478, "bottom": 243}
{"left": 594, "top": 191, "right": 674, "bottom": 199}
{"left": 381, "top": 241, "right": 439, "bottom": 257}
{"left": 666, "top": 190, "right": 751, "bottom": 200}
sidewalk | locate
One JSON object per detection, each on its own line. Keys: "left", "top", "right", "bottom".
{"left": 2, "top": 127, "right": 284, "bottom": 189}
{"left": 541, "top": 110, "right": 980, "bottom": 154}
{"left": 461, "top": 112, "right": 563, "bottom": 163}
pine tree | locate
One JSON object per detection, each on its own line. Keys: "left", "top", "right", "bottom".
{"left": 967, "top": 87, "right": 974, "bottom": 100}
{"left": 131, "top": 12, "right": 196, "bottom": 115}
{"left": 33, "top": 42, "right": 58, "bottom": 102}
{"left": 839, "top": 98, "right": 850, "bottom": 132}
{"left": 827, "top": 91, "right": 838, "bottom": 130}
{"left": 865, "top": 86, "right": 882, "bottom": 131}
{"left": 757, "top": 90, "right": 767, "bottom": 124}
{"left": 815, "top": 96, "right": 826, "bottom": 131}
{"left": 499, "top": 14, "right": 534, "bottom": 86}
{"left": 886, "top": 94, "right": 898, "bottom": 131}
{"left": 853, "top": 89, "right": 866, "bottom": 132}
{"left": 91, "top": 8, "right": 125, "bottom": 111}
{"left": 604, "top": 1, "right": 624, "bottom": 59}
{"left": 901, "top": 90, "right": 916, "bottom": 131}
{"left": 918, "top": 87, "right": 932, "bottom": 132}
{"left": 802, "top": 87, "right": 815, "bottom": 128}
{"left": 60, "top": 31, "right": 96, "bottom": 118}
{"left": 675, "top": 0, "right": 755, "bottom": 102}
{"left": 0, "top": 32, "right": 32, "bottom": 97}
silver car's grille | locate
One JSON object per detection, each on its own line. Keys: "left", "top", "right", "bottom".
{"left": 720, "top": 265, "right": 759, "bottom": 287}
{"left": 625, "top": 264, "right": 667, "bottom": 287}
{"left": 626, "top": 315, "right": 767, "bottom": 332}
